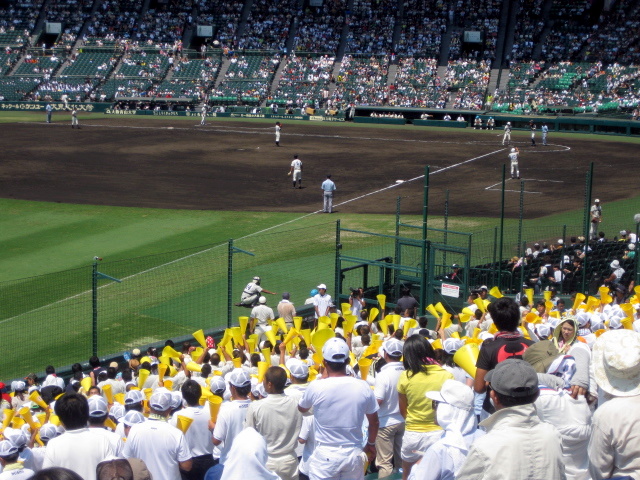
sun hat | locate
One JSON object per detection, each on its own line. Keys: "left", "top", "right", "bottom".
{"left": 485, "top": 359, "right": 539, "bottom": 398}
{"left": 611, "top": 260, "right": 620, "bottom": 269}
{"left": 592, "top": 330, "right": 640, "bottom": 397}
{"left": 426, "top": 379, "right": 474, "bottom": 411}
{"left": 322, "top": 337, "right": 350, "bottom": 362}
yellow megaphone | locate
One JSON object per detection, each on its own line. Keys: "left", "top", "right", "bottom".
{"left": 524, "top": 288, "right": 534, "bottom": 306}
{"left": 246, "top": 338, "right": 256, "bottom": 353}
{"left": 544, "top": 300, "right": 553, "bottom": 314}
{"left": 114, "top": 393, "right": 125, "bottom": 405}
{"left": 239, "top": 316, "right": 249, "bottom": 334}
{"left": 293, "top": 316, "right": 303, "bottom": 331}
{"left": 257, "top": 361, "right": 268, "bottom": 382}
{"left": 621, "top": 303, "right": 635, "bottom": 318}
{"left": 49, "top": 415, "right": 61, "bottom": 427}
{"left": 232, "top": 357, "right": 242, "bottom": 368}
{"left": 137, "top": 369, "right": 150, "bottom": 389}
{"left": 229, "top": 327, "right": 242, "bottom": 346}
{"left": 431, "top": 339, "right": 442, "bottom": 350}
{"left": 473, "top": 298, "right": 486, "bottom": 314}
{"left": 453, "top": 343, "right": 480, "bottom": 378}
{"left": 472, "top": 327, "right": 481, "bottom": 339}
{"left": 377, "top": 294, "right": 386, "bottom": 313}
{"left": 164, "top": 380, "right": 174, "bottom": 390}
{"left": 525, "top": 312, "right": 542, "bottom": 324}
{"left": 218, "top": 330, "right": 231, "bottom": 348}
{"left": 459, "top": 313, "right": 472, "bottom": 323}
{"left": 572, "top": 292, "right": 586, "bottom": 311}
{"left": 300, "top": 329, "right": 311, "bottom": 346}
{"left": 29, "top": 391, "right": 48, "bottom": 411}
{"left": 282, "top": 328, "right": 299, "bottom": 345}
{"left": 426, "top": 304, "right": 440, "bottom": 319}
{"left": 488, "top": 322, "right": 498, "bottom": 334}
{"left": 105, "top": 418, "right": 117, "bottom": 431}
{"left": 599, "top": 286, "right": 612, "bottom": 305}
{"left": 312, "top": 351, "right": 324, "bottom": 366}
{"left": 261, "top": 347, "right": 272, "bottom": 364}
{"left": 209, "top": 395, "right": 222, "bottom": 422}
{"left": 440, "top": 313, "right": 452, "bottom": 330}
{"left": 311, "top": 328, "right": 335, "bottom": 352}
{"left": 378, "top": 317, "right": 389, "bottom": 336}
{"left": 275, "top": 318, "right": 289, "bottom": 335}
{"left": 191, "top": 347, "right": 204, "bottom": 360}
{"left": 81, "top": 376, "right": 93, "bottom": 392}
{"left": 489, "top": 286, "right": 503, "bottom": 299}
{"left": 390, "top": 314, "right": 402, "bottom": 332}
{"left": 308, "top": 366, "right": 318, "bottom": 382}
{"left": 330, "top": 313, "right": 340, "bottom": 330}
{"left": 368, "top": 307, "right": 380, "bottom": 324}
{"left": 435, "top": 302, "right": 447, "bottom": 315}
{"left": 585, "top": 296, "right": 600, "bottom": 312}
{"left": 176, "top": 415, "right": 193, "bottom": 434}
{"left": 162, "top": 345, "right": 182, "bottom": 360}
{"left": 543, "top": 290, "right": 552, "bottom": 301}
{"left": 549, "top": 311, "right": 560, "bottom": 319}
{"left": 264, "top": 328, "right": 277, "bottom": 346}
{"left": 358, "top": 358, "right": 372, "bottom": 381}
{"left": 318, "top": 316, "right": 331, "bottom": 327}
{"left": 341, "top": 303, "right": 352, "bottom": 316}
{"left": 159, "top": 355, "right": 171, "bottom": 365}
{"left": 101, "top": 383, "right": 113, "bottom": 404}
{"left": 186, "top": 362, "right": 202, "bottom": 373}
{"left": 621, "top": 317, "right": 634, "bottom": 330}
{"left": 11, "top": 417, "right": 25, "bottom": 429}
{"left": 19, "top": 407, "right": 39, "bottom": 430}
{"left": 403, "top": 319, "right": 418, "bottom": 337}
{"left": 193, "top": 329, "right": 207, "bottom": 348}
{"left": 343, "top": 314, "right": 357, "bottom": 335}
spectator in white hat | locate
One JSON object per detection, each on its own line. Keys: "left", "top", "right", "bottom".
{"left": 87, "top": 396, "right": 124, "bottom": 456}
{"left": 299, "top": 337, "right": 379, "bottom": 480}
{"left": 313, "top": 284, "right": 332, "bottom": 319}
{"left": 3, "top": 428, "right": 35, "bottom": 472}
{"left": 588, "top": 330, "right": 640, "bottom": 479}
{"left": 283, "top": 359, "right": 310, "bottom": 473}
{"left": 43, "top": 393, "right": 117, "bottom": 480}
{"left": 374, "top": 338, "right": 406, "bottom": 478}
{"left": 0, "top": 440, "right": 33, "bottom": 480}
{"left": 409, "top": 380, "right": 482, "bottom": 480}
{"left": 245, "top": 366, "right": 302, "bottom": 480}
{"left": 604, "top": 260, "right": 624, "bottom": 286}
{"left": 168, "top": 380, "right": 215, "bottom": 480}
{"left": 31, "top": 423, "right": 59, "bottom": 470}
{"left": 123, "top": 389, "right": 192, "bottom": 480}
{"left": 121, "top": 411, "right": 146, "bottom": 438}
{"left": 250, "top": 296, "right": 275, "bottom": 342}
{"left": 213, "top": 369, "right": 253, "bottom": 466}
{"left": 457, "top": 359, "right": 566, "bottom": 479}
{"left": 219, "top": 427, "right": 280, "bottom": 480}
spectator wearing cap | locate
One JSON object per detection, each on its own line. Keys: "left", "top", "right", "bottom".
{"left": 588, "top": 330, "right": 640, "bottom": 479}
{"left": 299, "top": 337, "right": 379, "bottom": 480}
{"left": 212, "top": 369, "right": 253, "bottom": 466}
{"left": 457, "top": 359, "right": 566, "bottom": 479}
{"left": 43, "top": 393, "right": 117, "bottom": 480}
{"left": 313, "top": 284, "right": 332, "bottom": 320}
{"left": 250, "top": 296, "right": 275, "bottom": 342}
{"left": 282, "top": 357, "right": 310, "bottom": 473}
{"left": 397, "top": 335, "right": 453, "bottom": 480}
{"left": 123, "top": 389, "right": 192, "bottom": 480}
{"left": 604, "top": 259, "right": 625, "bottom": 286}
{"left": 31, "top": 424, "right": 59, "bottom": 470}
{"left": 87, "top": 396, "right": 124, "bottom": 457}
{"left": 97, "top": 366, "right": 125, "bottom": 400}
{"left": 277, "top": 292, "right": 296, "bottom": 330}
{"left": 3, "top": 428, "right": 35, "bottom": 472}
{"left": 410, "top": 380, "right": 483, "bottom": 480}
{"left": 167, "top": 380, "right": 214, "bottom": 480}
{"left": 590, "top": 199, "right": 602, "bottom": 240}
{"left": 10, "top": 381, "right": 28, "bottom": 410}
{"left": 0, "top": 440, "right": 33, "bottom": 480}
{"left": 245, "top": 366, "right": 303, "bottom": 480}
{"left": 121, "top": 411, "right": 146, "bottom": 439}
{"left": 374, "top": 338, "right": 406, "bottom": 479}
{"left": 41, "top": 366, "right": 65, "bottom": 390}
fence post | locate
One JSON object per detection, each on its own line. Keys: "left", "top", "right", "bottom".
{"left": 582, "top": 164, "right": 594, "bottom": 294}
{"left": 335, "top": 220, "right": 341, "bottom": 304}
{"left": 517, "top": 180, "right": 524, "bottom": 257}
{"left": 227, "top": 239, "right": 233, "bottom": 328}
{"left": 422, "top": 166, "right": 430, "bottom": 241}
{"left": 498, "top": 164, "right": 506, "bottom": 290}
{"left": 443, "top": 189, "right": 449, "bottom": 268}
{"left": 92, "top": 259, "right": 98, "bottom": 357}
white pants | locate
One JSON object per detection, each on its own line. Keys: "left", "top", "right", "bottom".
{"left": 401, "top": 430, "right": 441, "bottom": 463}
{"left": 309, "top": 445, "right": 365, "bottom": 480}
{"left": 293, "top": 170, "right": 302, "bottom": 182}
{"left": 267, "top": 453, "right": 298, "bottom": 480}
{"left": 72, "top": 117, "right": 78, "bottom": 126}
{"left": 502, "top": 132, "right": 510, "bottom": 144}
{"left": 511, "top": 161, "right": 519, "bottom": 177}
{"left": 323, "top": 193, "right": 333, "bottom": 213}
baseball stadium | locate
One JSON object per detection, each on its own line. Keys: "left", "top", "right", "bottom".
{"left": 1, "top": 0, "right": 640, "bottom": 477}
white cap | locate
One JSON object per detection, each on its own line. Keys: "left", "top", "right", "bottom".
{"left": 287, "top": 360, "right": 310, "bottom": 379}
{"left": 557, "top": 239, "right": 563, "bottom": 245}
{"left": 443, "top": 338, "right": 464, "bottom": 354}
{"left": 87, "top": 395, "right": 108, "bottom": 417}
{"left": 317, "top": 284, "right": 327, "bottom": 290}
{"left": 322, "top": 337, "right": 350, "bottom": 362}
{"left": 132, "top": 348, "right": 141, "bottom": 356}
{"left": 170, "top": 391, "right": 183, "bottom": 410}
{"left": 228, "top": 369, "right": 251, "bottom": 387}
{"left": 511, "top": 148, "right": 515, "bottom": 152}
{"left": 149, "top": 390, "right": 172, "bottom": 412}
{"left": 0, "top": 440, "right": 18, "bottom": 457}
{"left": 2, "top": 428, "right": 27, "bottom": 448}
{"left": 594, "top": 198, "right": 600, "bottom": 203}
{"left": 629, "top": 243, "right": 636, "bottom": 250}
{"left": 125, "top": 390, "right": 145, "bottom": 405}
{"left": 611, "top": 260, "right": 620, "bottom": 269}
{"left": 109, "top": 403, "right": 125, "bottom": 421}
{"left": 39, "top": 424, "right": 59, "bottom": 442}
{"left": 122, "top": 410, "right": 146, "bottom": 427}
{"left": 425, "top": 379, "right": 474, "bottom": 411}
{"left": 209, "top": 376, "right": 227, "bottom": 394}
{"left": 258, "top": 296, "right": 267, "bottom": 304}
{"left": 11, "top": 381, "right": 26, "bottom": 392}
{"left": 382, "top": 339, "right": 404, "bottom": 357}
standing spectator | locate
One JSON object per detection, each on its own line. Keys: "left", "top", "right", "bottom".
{"left": 313, "top": 284, "right": 332, "bottom": 319}
{"left": 299, "top": 337, "right": 379, "bottom": 480}
{"left": 457, "top": 359, "right": 566, "bottom": 479}
{"left": 398, "top": 335, "right": 453, "bottom": 480}
{"left": 541, "top": 123, "right": 549, "bottom": 145}
{"left": 169, "top": 380, "right": 214, "bottom": 480}
{"left": 43, "top": 393, "right": 116, "bottom": 480}
{"left": 589, "top": 330, "right": 640, "bottom": 479}
{"left": 590, "top": 199, "right": 602, "bottom": 240}
{"left": 374, "top": 339, "right": 406, "bottom": 479}
{"left": 219, "top": 428, "right": 280, "bottom": 480}
{"left": 87, "top": 396, "right": 124, "bottom": 457}
{"left": 250, "top": 296, "right": 275, "bottom": 342}
{"left": 123, "top": 390, "right": 193, "bottom": 480}
{"left": 277, "top": 292, "right": 296, "bottom": 329}
{"left": 321, "top": 175, "right": 336, "bottom": 213}
{"left": 245, "top": 366, "right": 303, "bottom": 480}
{"left": 396, "top": 287, "right": 418, "bottom": 315}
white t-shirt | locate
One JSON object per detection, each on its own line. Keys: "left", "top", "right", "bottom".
{"left": 313, "top": 293, "right": 332, "bottom": 318}
{"left": 299, "top": 376, "right": 378, "bottom": 446}
{"left": 44, "top": 428, "right": 116, "bottom": 480}
{"left": 89, "top": 427, "right": 124, "bottom": 457}
{"left": 170, "top": 405, "right": 214, "bottom": 457}
{"left": 41, "top": 375, "right": 65, "bottom": 389}
{"left": 213, "top": 399, "right": 252, "bottom": 464}
{"left": 374, "top": 362, "right": 405, "bottom": 428}
{"left": 0, "top": 465, "right": 34, "bottom": 480}
{"left": 123, "top": 419, "right": 192, "bottom": 480}
{"left": 250, "top": 305, "right": 275, "bottom": 326}
{"left": 244, "top": 394, "right": 303, "bottom": 457}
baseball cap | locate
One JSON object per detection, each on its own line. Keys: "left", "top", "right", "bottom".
{"left": 109, "top": 403, "right": 125, "bottom": 421}
{"left": 594, "top": 198, "right": 600, "bottom": 203}
{"left": 611, "top": 260, "right": 620, "bottom": 269}
{"left": 11, "top": 381, "right": 26, "bottom": 392}
{"left": 125, "top": 389, "right": 145, "bottom": 405}
{"left": 443, "top": 338, "right": 463, "bottom": 355}
{"left": 39, "top": 424, "right": 59, "bottom": 442}
{"left": 322, "top": 337, "right": 350, "bottom": 362}
{"left": 228, "top": 369, "right": 251, "bottom": 387}
{"left": 3, "top": 428, "right": 27, "bottom": 448}
{"left": 287, "top": 360, "right": 309, "bottom": 379}
{"left": 317, "top": 284, "right": 327, "bottom": 290}
{"left": 258, "top": 296, "right": 267, "bottom": 304}
{"left": 149, "top": 390, "right": 172, "bottom": 412}
{"left": 426, "top": 379, "right": 474, "bottom": 411}
{"left": 0, "top": 440, "right": 18, "bottom": 458}
{"left": 382, "top": 339, "right": 404, "bottom": 357}
{"left": 170, "top": 392, "right": 183, "bottom": 410}
{"left": 132, "top": 348, "right": 141, "bottom": 356}
{"left": 122, "top": 410, "right": 146, "bottom": 427}
{"left": 485, "top": 359, "right": 539, "bottom": 398}
{"left": 87, "top": 395, "right": 108, "bottom": 417}
{"left": 209, "top": 376, "right": 227, "bottom": 395}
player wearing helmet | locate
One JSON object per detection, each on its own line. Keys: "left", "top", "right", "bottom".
{"left": 237, "top": 276, "right": 276, "bottom": 307}
{"left": 509, "top": 147, "right": 520, "bottom": 179}
{"left": 502, "top": 122, "right": 512, "bottom": 146}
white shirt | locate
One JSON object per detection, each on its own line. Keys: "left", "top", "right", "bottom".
{"left": 242, "top": 282, "right": 262, "bottom": 299}
{"left": 41, "top": 374, "right": 65, "bottom": 389}
{"left": 123, "top": 418, "right": 192, "bottom": 480}
{"left": 170, "top": 405, "right": 214, "bottom": 457}
{"left": 374, "top": 362, "right": 405, "bottom": 428}
{"left": 250, "top": 304, "right": 275, "bottom": 327}
{"left": 213, "top": 399, "right": 252, "bottom": 464}
{"left": 89, "top": 427, "right": 124, "bottom": 457}
{"left": 508, "top": 152, "right": 518, "bottom": 163}
{"left": 291, "top": 159, "right": 302, "bottom": 171}
{"left": 245, "top": 394, "right": 303, "bottom": 458}
{"left": 0, "top": 465, "right": 34, "bottom": 480}
{"left": 313, "top": 293, "right": 332, "bottom": 318}
{"left": 44, "top": 428, "right": 116, "bottom": 480}
{"left": 299, "top": 376, "right": 378, "bottom": 446}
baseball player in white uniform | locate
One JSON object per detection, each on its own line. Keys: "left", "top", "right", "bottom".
{"left": 236, "top": 276, "right": 276, "bottom": 307}
{"left": 509, "top": 147, "right": 520, "bottom": 179}
{"left": 541, "top": 123, "right": 549, "bottom": 145}
{"left": 71, "top": 108, "right": 79, "bottom": 129}
{"left": 502, "top": 122, "right": 511, "bottom": 145}
{"left": 200, "top": 104, "right": 207, "bottom": 126}
{"left": 529, "top": 120, "right": 536, "bottom": 146}
{"left": 275, "top": 122, "right": 281, "bottom": 146}
{"left": 289, "top": 154, "right": 302, "bottom": 189}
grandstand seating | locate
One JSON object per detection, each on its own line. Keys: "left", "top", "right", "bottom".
{"left": 94, "top": 78, "right": 153, "bottom": 100}
{"left": 294, "top": 0, "right": 346, "bottom": 54}
{"left": 271, "top": 55, "right": 334, "bottom": 106}
{"left": 345, "top": 0, "right": 396, "bottom": 55}
{"left": 239, "top": 0, "right": 295, "bottom": 51}
{"left": 195, "top": 0, "right": 244, "bottom": 47}
{"left": 0, "top": 52, "right": 17, "bottom": 75}
{"left": 0, "top": 77, "right": 39, "bottom": 101}
{"left": 332, "top": 55, "right": 389, "bottom": 105}
{"left": 390, "top": 57, "right": 446, "bottom": 107}
{"left": 60, "top": 52, "right": 116, "bottom": 78}
{"left": 118, "top": 53, "right": 170, "bottom": 79}
{"left": 215, "top": 54, "right": 280, "bottom": 104}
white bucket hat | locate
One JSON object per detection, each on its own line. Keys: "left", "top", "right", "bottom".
{"left": 592, "top": 330, "right": 640, "bottom": 397}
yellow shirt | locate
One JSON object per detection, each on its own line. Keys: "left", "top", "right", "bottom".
{"left": 397, "top": 364, "right": 454, "bottom": 432}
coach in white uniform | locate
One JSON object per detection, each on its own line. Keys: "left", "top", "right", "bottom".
{"left": 290, "top": 154, "right": 303, "bottom": 189}
{"left": 299, "top": 337, "right": 379, "bottom": 480}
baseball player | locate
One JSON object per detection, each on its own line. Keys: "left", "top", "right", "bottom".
{"left": 275, "top": 122, "right": 282, "bottom": 146}
{"left": 487, "top": 117, "right": 495, "bottom": 130}
{"left": 530, "top": 120, "right": 536, "bottom": 146}
{"left": 200, "top": 104, "right": 207, "bottom": 126}
{"left": 71, "top": 108, "right": 79, "bottom": 129}
{"left": 509, "top": 147, "right": 520, "bottom": 179}
{"left": 502, "top": 122, "right": 511, "bottom": 145}
{"left": 541, "top": 123, "right": 549, "bottom": 146}
{"left": 289, "top": 154, "right": 302, "bottom": 189}
{"left": 236, "top": 276, "right": 276, "bottom": 307}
